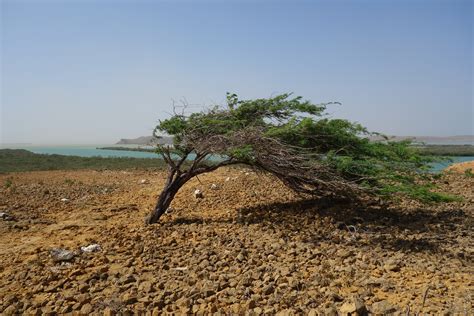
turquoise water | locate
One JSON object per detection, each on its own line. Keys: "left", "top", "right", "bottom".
{"left": 0, "top": 145, "right": 160, "bottom": 158}
{"left": 429, "top": 156, "right": 474, "bottom": 172}
{"left": 1, "top": 145, "right": 473, "bottom": 171}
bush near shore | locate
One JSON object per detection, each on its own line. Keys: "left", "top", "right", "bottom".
{"left": 415, "top": 145, "right": 474, "bottom": 156}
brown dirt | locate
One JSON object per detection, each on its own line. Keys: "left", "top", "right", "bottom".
{"left": 446, "top": 160, "right": 474, "bottom": 173}
{"left": 0, "top": 168, "right": 473, "bottom": 315}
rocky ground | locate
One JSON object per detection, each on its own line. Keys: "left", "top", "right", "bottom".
{"left": 0, "top": 167, "right": 472, "bottom": 315}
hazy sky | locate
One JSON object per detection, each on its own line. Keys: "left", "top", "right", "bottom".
{"left": 1, "top": 0, "right": 472, "bottom": 144}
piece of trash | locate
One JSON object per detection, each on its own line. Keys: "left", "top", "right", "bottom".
{"left": 172, "top": 266, "right": 188, "bottom": 271}
{"left": 80, "top": 244, "right": 102, "bottom": 253}
{"left": 194, "top": 189, "right": 203, "bottom": 199}
{"left": 0, "top": 212, "right": 15, "bottom": 221}
{"left": 60, "top": 198, "right": 70, "bottom": 202}
{"left": 139, "top": 179, "right": 149, "bottom": 185}
{"left": 225, "top": 177, "right": 231, "bottom": 182}
{"left": 210, "top": 184, "right": 219, "bottom": 190}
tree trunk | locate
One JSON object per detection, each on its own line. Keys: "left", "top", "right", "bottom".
{"left": 145, "top": 179, "right": 182, "bottom": 224}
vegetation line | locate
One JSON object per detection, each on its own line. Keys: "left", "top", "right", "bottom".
{"left": 0, "top": 149, "right": 166, "bottom": 173}
{"left": 414, "top": 145, "right": 474, "bottom": 156}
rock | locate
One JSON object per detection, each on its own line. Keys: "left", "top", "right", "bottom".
{"left": 225, "top": 177, "right": 231, "bottom": 181}
{"left": 61, "top": 198, "right": 70, "bottom": 202}
{"left": 50, "top": 248, "right": 75, "bottom": 262}
{"left": 383, "top": 259, "right": 401, "bottom": 272}
{"left": 103, "top": 307, "right": 115, "bottom": 316}
{"left": 2, "top": 305, "right": 17, "bottom": 315}
{"left": 263, "top": 283, "right": 275, "bottom": 295}
{"left": 139, "top": 179, "right": 149, "bottom": 184}
{"left": 60, "top": 305, "right": 72, "bottom": 313}
{"left": 370, "top": 300, "right": 397, "bottom": 315}
{"left": 324, "top": 306, "right": 338, "bottom": 316}
{"left": 138, "top": 281, "right": 154, "bottom": 293}
{"left": 121, "top": 293, "right": 138, "bottom": 305}
{"left": 339, "top": 297, "right": 367, "bottom": 315}
{"left": 307, "top": 310, "right": 317, "bottom": 316}
{"left": 76, "top": 293, "right": 91, "bottom": 304}
{"left": 210, "top": 183, "right": 219, "bottom": 190}
{"left": 80, "top": 303, "right": 93, "bottom": 314}
{"left": 119, "top": 274, "right": 136, "bottom": 285}
{"left": 194, "top": 189, "right": 204, "bottom": 198}
{"left": 81, "top": 244, "right": 102, "bottom": 253}
{"left": 246, "top": 299, "right": 256, "bottom": 309}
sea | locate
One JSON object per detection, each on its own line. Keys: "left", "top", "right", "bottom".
{"left": 1, "top": 144, "right": 473, "bottom": 172}
{"left": 0, "top": 144, "right": 159, "bottom": 158}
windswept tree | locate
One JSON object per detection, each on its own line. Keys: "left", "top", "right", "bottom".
{"left": 145, "top": 93, "right": 450, "bottom": 224}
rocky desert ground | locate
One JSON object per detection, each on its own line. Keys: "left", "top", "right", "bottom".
{"left": 0, "top": 167, "right": 473, "bottom": 315}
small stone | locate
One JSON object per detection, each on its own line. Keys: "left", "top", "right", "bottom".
{"left": 76, "top": 294, "right": 90, "bottom": 304}
{"left": 60, "top": 305, "right": 72, "bottom": 313}
{"left": 139, "top": 179, "right": 149, "bottom": 184}
{"left": 324, "top": 306, "right": 338, "bottom": 316}
{"left": 210, "top": 183, "right": 219, "bottom": 190}
{"left": 340, "top": 296, "right": 367, "bottom": 315}
{"left": 246, "top": 299, "right": 256, "bottom": 309}
{"left": 308, "top": 309, "right": 318, "bottom": 316}
{"left": 121, "top": 293, "right": 138, "bottom": 305}
{"left": 61, "top": 198, "right": 70, "bottom": 202}
{"left": 263, "top": 284, "right": 275, "bottom": 295}
{"left": 370, "top": 300, "right": 397, "bottom": 315}
{"left": 103, "top": 307, "right": 114, "bottom": 316}
{"left": 78, "top": 283, "right": 89, "bottom": 293}
{"left": 50, "top": 248, "right": 75, "bottom": 262}
{"left": 2, "top": 305, "right": 17, "bottom": 315}
{"left": 80, "top": 304, "right": 93, "bottom": 314}
{"left": 119, "top": 274, "right": 136, "bottom": 285}
{"left": 138, "top": 281, "right": 154, "bottom": 293}
{"left": 383, "top": 259, "right": 401, "bottom": 272}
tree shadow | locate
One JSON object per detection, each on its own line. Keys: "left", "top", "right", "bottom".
{"left": 167, "top": 196, "right": 470, "bottom": 256}
{"left": 232, "top": 198, "right": 470, "bottom": 255}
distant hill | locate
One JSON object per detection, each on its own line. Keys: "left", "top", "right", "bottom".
{"left": 116, "top": 136, "right": 173, "bottom": 145}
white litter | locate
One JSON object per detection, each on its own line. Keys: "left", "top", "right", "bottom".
{"left": 80, "top": 244, "right": 102, "bottom": 253}
{"left": 194, "top": 189, "right": 203, "bottom": 198}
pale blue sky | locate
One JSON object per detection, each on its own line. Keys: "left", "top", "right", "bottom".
{"left": 1, "top": 0, "right": 472, "bottom": 144}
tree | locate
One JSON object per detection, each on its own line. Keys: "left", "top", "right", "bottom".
{"left": 145, "top": 93, "right": 451, "bottom": 224}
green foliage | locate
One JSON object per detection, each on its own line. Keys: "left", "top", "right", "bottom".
{"left": 4, "top": 177, "right": 13, "bottom": 188}
{"left": 154, "top": 93, "right": 454, "bottom": 203}
{"left": 465, "top": 168, "right": 474, "bottom": 178}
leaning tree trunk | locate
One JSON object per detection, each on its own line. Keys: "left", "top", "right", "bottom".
{"left": 145, "top": 176, "right": 184, "bottom": 224}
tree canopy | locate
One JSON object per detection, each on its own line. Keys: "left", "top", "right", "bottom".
{"left": 146, "top": 93, "right": 454, "bottom": 224}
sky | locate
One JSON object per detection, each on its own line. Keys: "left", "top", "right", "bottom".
{"left": 0, "top": 0, "right": 472, "bottom": 145}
